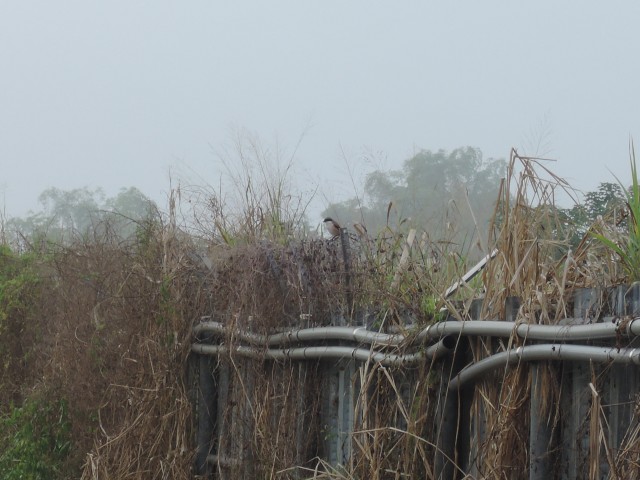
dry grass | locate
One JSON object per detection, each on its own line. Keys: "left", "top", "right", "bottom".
{"left": 464, "top": 150, "right": 567, "bottom": 478}
{"left": 0, "top": 198, "right": 212, "bottom": 478}
{"left": 5, "top": 145, "right": 640, "bottom": 479}
{"left": 193, "top": 232, "right": 453, "bottom": 478}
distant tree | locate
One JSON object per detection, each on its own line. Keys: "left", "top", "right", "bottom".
{"left": 38, "top": 187, "right": 105, "bottom": 233}
{"left": 6, "top": 187, "right": 157, "bottom": 247}
{"left": 323, "top": 147, "right": 506, "bottom": 252}
{"left": 560, "top": 182, "right": 627, "bottom": 245}
{"left": 104, "top": 187, "right": 156, "bottom": 220}
{"left": 102, "top": 187, "right": 158, "bottom": 239}
{"left": 584, "top": 182, "right": 626, "bottom": 219}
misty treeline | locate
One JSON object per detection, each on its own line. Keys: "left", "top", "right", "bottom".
{"left": 2, "top": 186, "right": 158, "bottom": 248}
{"left": 0, "top": 145, "right": 632, "bottom": 478}
{"left": 323, "top": 147, "right": 505, "bottom": 255}
{"left": 323, "top": 148, "right": 630, "bottom": 255}
{"left": 1, "top": 149, "right": 630, "bottom": 254}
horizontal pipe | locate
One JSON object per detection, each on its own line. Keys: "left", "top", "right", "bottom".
{"left": 194, "top": 317, "right": 640, "bottom": 349}
{"left": 191, "top": 336, "right": 456, "bottom": 366}
{"left": 193, "top": 321, "right": 405, "bottom": 346}
{"left": 420, "top": 317, "right": 640, "bottom": 342}
{"left": 449, "top": 344, "right": 640, "bottom": 391}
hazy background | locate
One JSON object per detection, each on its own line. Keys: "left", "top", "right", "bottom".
{"left": 2, "top": 1, "right": 639, "bottom": 223}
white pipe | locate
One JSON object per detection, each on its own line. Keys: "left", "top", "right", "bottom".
{"left": 191, "top": 336, "right": 456, "bottom": 366}
{"left": 448, "top": 344, "right": 640, "bottom": 391}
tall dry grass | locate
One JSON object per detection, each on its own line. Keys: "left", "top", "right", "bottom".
{"left": 5, "top": 140, "right": 640, "bottom": 479}
{"left": 0, "top": 200, "right": 212, "bottom": 478}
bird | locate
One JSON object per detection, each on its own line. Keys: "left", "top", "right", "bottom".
{"left": 323, "top": 217, "right": 341, "bottom": 238}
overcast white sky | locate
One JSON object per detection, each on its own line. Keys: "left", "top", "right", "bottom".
{"left": 2, "top": 1, "right": 639, "bottom": 220}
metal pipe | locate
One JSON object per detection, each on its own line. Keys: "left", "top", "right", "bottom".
{"left": 194, "top": 317, "right": 640, "bottom": 351}
{"left": 191, "top": 335, "right": 456, "bottom": 366}
{"left": 427, "top": 334, "right": 459, "bottom": 362}
{"left": 449, "top": 344, "right": 640, "bottom": 391}
{"left": 193, "top": 321, "right": 405, "bottom": 346}
{"left": 420, "top": 318, "right": 640, "bottom": 343}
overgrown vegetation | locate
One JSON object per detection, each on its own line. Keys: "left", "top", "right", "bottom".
{"left": 590, "top": 142, "right": 640, "bottom": 281}
{"left": 0, "top": 245, "right": 41, "bottom": 408}
{"left": 323, "top": 146, "right": 506, "bottom": 258}
{"left": 0, "top": 395, "right": 71, "bottom": 480}
{"left": 0, "top": 194, "right": 204, "bottom": 478}
{"left": 1, "top": 140, "right": 639, "bottom": 478}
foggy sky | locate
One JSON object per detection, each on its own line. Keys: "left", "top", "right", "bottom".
{"left": 2, "top": 1, "right": 639, "bottom": 220}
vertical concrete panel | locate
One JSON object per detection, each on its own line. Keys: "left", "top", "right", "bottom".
{"left": 215, "top": 360, "right": 230, "bottom": 479}
{"left": 322, "top": 358, "right": 355, "bottom": 470}
{"left": 462, "top": 297, "right": 485, "bottom": 477}
{"left": 196, "top": 354, "right": 216, "bottom": 478}
{"left": 603, "top": 285, "right": 627, "bottom": 476}
{"left": 527, "top": 293, "right": 557, "bottom": 480}
{"left": 560, "top": 288, "right": 599, "bottom": 479}
{"left": 435, "top": 335, "right": 469, "bottom": 480}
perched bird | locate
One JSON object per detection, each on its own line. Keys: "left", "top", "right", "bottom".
{"left": 323, "top": 217, "right": 341, "bottom": 238}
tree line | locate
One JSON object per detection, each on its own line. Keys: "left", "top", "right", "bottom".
{"left": 322, "top": 147, "right": 629, "bottom": 254}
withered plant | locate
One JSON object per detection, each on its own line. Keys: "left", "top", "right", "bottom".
{"left": 6, "top": 138, "right": 640, "bottom": 479}
{"left": 465, "top": 149, "right": 575, "bottom": 478}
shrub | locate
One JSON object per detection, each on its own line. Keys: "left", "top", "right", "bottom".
{"left": 0, "top": 395, "right": 71, "bottom": 480}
